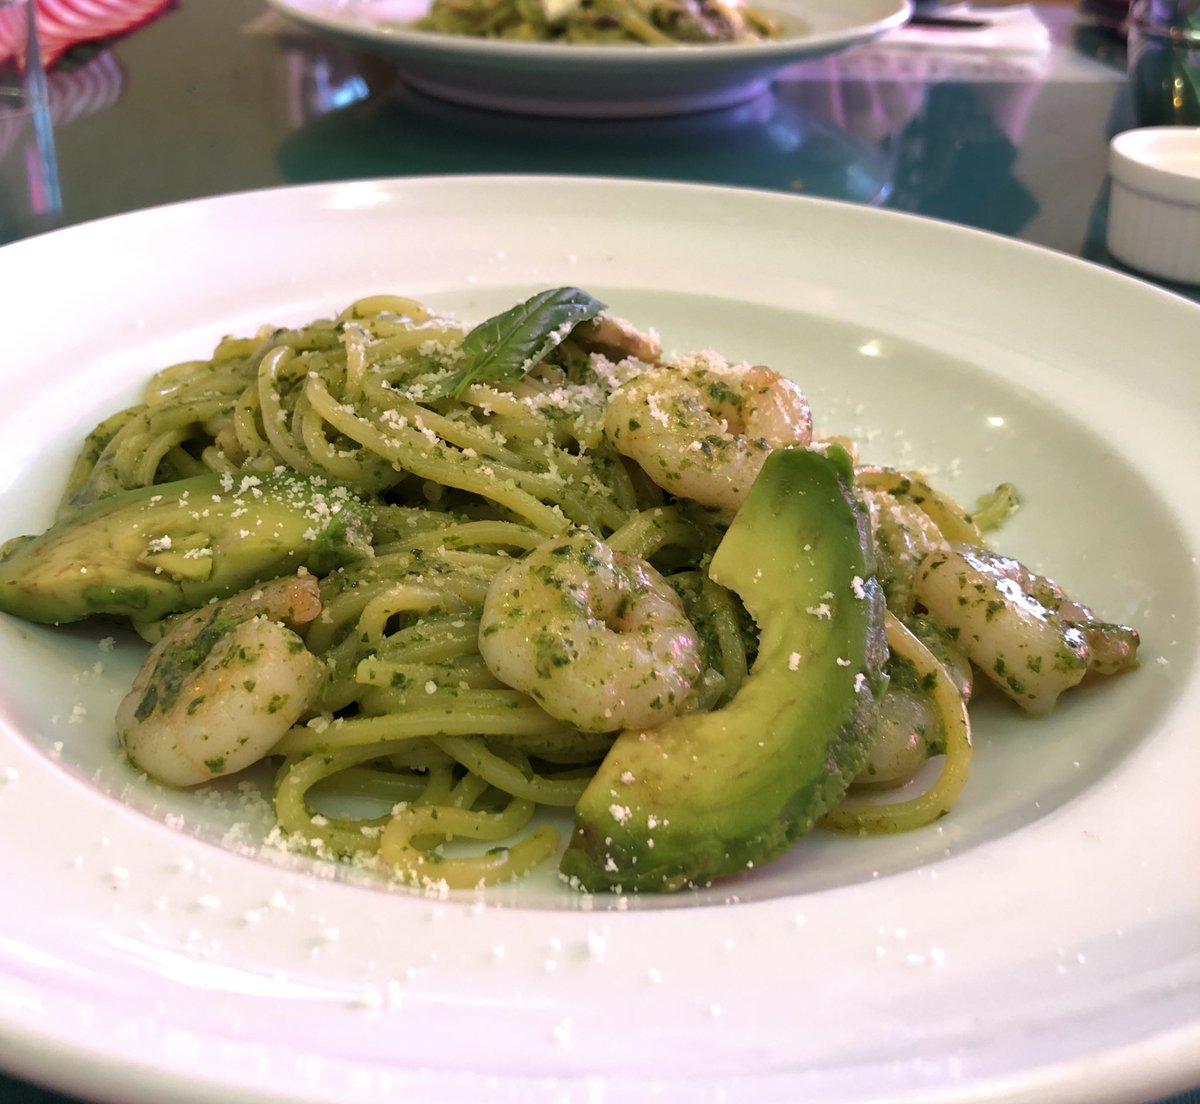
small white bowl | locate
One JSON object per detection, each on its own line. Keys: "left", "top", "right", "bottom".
{"left": 1107, "top": 126, "right": 1200, "bottom": 284}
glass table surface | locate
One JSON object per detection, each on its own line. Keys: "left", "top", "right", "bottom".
{"left": 3, "top": 1, "right": 1176, "bottom": 283}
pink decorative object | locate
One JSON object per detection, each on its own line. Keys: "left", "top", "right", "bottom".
{"left": 0, "top": 0, "right": 173, "bottom": 68}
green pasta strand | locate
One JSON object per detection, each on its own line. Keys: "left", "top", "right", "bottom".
{"left": 433, "top": 735, "right": 592, "bottom": 807}
{"left": 274, "top": 742, "right": 416, "bottom": 857}
{"left": 378, "top": 797, "right": 559, "bottom": 889}
{"left": 272, "top": 696, "right": 572, "bottom": 756}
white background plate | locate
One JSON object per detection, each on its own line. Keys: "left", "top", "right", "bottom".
{"left": 267, "top": 0, "right": 911, "bottom": 116}
{"left": 0, "top": 176, "right": 1198, "bottom": 1103}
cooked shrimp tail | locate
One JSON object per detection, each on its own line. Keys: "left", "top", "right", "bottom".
{"left": 913, "top": 543, "right": 1139, "bottom": 715}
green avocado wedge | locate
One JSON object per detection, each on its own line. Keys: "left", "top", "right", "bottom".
{"left": 559, "top": 446, "right": 887, "bottom": 893}
{"left": 0, "top": 471, "right": 375, "bottom": 625}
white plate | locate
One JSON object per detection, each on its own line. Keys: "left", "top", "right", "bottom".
{"left": 267, "top": 0, "right": 911, "bottom": 116}
{"left": 0, "top": 176, "right": 1198, "bottom": 1104}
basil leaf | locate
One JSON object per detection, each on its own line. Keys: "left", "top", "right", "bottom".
{"left": 433, "top": 287, "right": 606, "bottom": 400}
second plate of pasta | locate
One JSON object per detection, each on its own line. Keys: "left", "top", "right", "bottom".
{"left": 267, "top": 0, "right": 912, "bottom": 116}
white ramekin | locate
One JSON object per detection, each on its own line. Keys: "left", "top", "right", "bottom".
{"left": 1107, "top": 125, "right": 1200, "bottom": 284}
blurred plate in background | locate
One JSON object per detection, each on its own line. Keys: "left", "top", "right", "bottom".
{"left": 267, "top": 0, "right": 911, "bottom": 116}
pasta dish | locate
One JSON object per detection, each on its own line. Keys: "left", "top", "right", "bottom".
{"left": 408, "top": 0, "right": 781, "bottom": 44}
{"left": 0, "top": 289, "right": 1140, "bottom": 894}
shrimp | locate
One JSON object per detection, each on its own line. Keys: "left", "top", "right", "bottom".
{"left": 117, "top": 574, "right": 325, "bottom": 786}
{"left": 857, "top": 685, "right": 942, "bottom": 788}
{"left": 864, "top": 488, "right": 950, "bottom": 615}
{"left": 913, "top": 543, "right": 1139, "bottom": 715}
{"left": 603, "top": 358, "right": 812, "bottom": 511}
{"left": 572, "top": 312, "right": 662, "bottom": 364}
{"left": 478, "top": 533, "right": 702, "bottom": 733}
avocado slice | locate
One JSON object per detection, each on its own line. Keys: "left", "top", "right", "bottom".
{"left": 559, "top": 446, "right": 887, "bottom": 893}
{"left": 0, "top": 471, "right": 375, "bottom": 624}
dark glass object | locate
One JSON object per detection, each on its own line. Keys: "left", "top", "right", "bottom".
{"left": 1128, "top": 0, "right": 1200, "bottom": 123}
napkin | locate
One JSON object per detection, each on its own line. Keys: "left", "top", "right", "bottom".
{"left": 878, "top": 3, "right": 1053, "bottom": 53}
{"left": 0, "top": 0, "right": 174, "bottom": 69}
